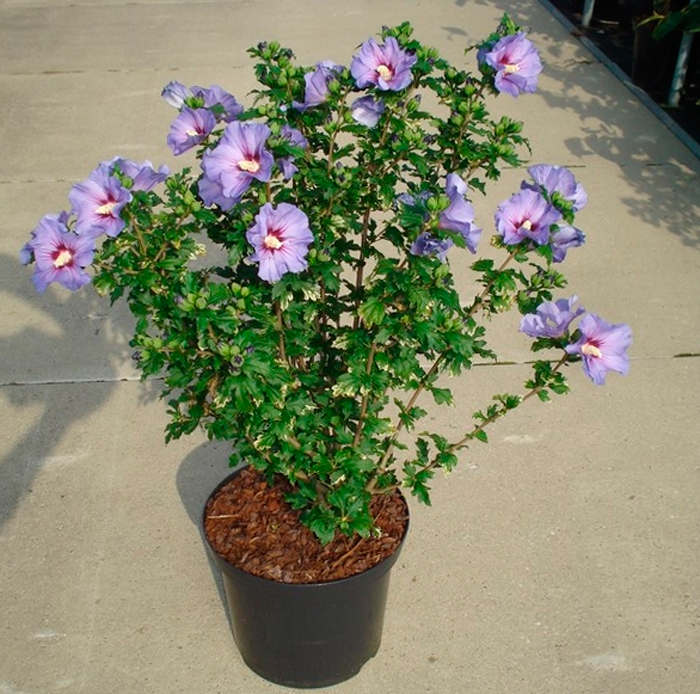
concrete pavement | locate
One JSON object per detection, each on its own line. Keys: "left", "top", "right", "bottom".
{"left": 1, "top": 1, "right": 699, "bottom": 692}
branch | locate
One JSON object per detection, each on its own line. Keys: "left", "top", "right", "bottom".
{"left": 352, "top": 208, "right": 372, "bottom": 330}
{"left": 466, "top": 248, "right": 519, "bottom": 318}
{"left": 433, "top": 353, "right": 571, "bottom": 465}
{"left": 274, "top": 301, "right": 288, "bottom": 363}
{"left": 352, "top": 342, "right": 378, "bottom": 447}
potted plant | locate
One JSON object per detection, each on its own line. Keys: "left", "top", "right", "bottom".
{"left": 20, "top": 14, "right": 631, "bottom": 688}
{"left": 632, "top": 0, "right": 700, "bottom": 97}
{"left": 636, "top": 0, "right": 700, "bottom": 38}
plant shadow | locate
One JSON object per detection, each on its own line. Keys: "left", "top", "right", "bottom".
{"left": 536, "top": 12, "right": 700, "bottom": 250}
{"left": 175, "top": 439, "right": 241, "bottom": 627}
{"left": 0, "top": 249, "right": 162, "bottom": 530}
{"left": 454, "top": 2, "right": 700, "bottom": 250}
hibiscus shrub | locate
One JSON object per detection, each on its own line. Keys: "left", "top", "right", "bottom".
{"left": 21, "top": 16, "right": 631, "bottom": 543}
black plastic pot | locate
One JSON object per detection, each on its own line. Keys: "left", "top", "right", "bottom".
{"left": 202, "top": 472, "right": 409, "bottom": 688}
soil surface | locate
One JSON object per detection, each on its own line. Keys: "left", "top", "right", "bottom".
{"left": 548, "top": 0, "right": 700, "bottom": 144}
{"left": 204, "top": 466, "right": 409, "bottom": 584}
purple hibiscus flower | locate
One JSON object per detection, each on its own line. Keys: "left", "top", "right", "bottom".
{"left": 397, "top": 190, "right": 430, "bottom": 209}
{"left": 520, "top": 296, "right": 585, "bottom": 338}
{"left": 197, "top": 176, "right": 236, "bottom": 212}
{"left": 351, "top": 95, "right": 386, "bottom": 127}
{"left": 277, "top": 125, "right": 309, "bottom": 180}
{"left": 495, "top": 188, "right": 561, "bottom": 246}
{"left": 166, "top": 107, "right": 217, "bottom": 156}
{"left": 480, "top": 32, "right": 542, "bottom": 97}
{"left": 161, "top": 80, "right": 192, "bottom": 109}
{"left": 200, "top": 121, "right": 274, "bottom": 205}
{"left": 292, "top": 61, "right": 343, "bottom": 111}
{"left": 192, "top": 84, "right": 244, "bottom": 122}
{"left": 439, "top": 173, "right": 482, "bottom": 254}
{"left": 410, "top": 232, "right": 453, "bottom": 262}
{"left": 69, "top": 166, "right": 132, "bottom": 238}
{"left": 162, "top": 81, "right": 244, "bottom": 123}
{"left": 351, "top": 36, "right": 417, "bottom": 91}
{"left": 565, "top": 313, "right": 632, "bottom": 385}
{"left": 550, "top": 225, "right": 585, "bottom": 262}
{"left": 108, "top": 158, "right": 169, "bottom": 192}
{"left": 28, "top": 214, "right": 96, "bottom": 293}
{"left": 19, "top": 239, "right": 34, "bottom": 266}
{"left": 20, "top": 211, "right": 70, "bottom": 265}
{"left": 246, "top": 203, "right": 314, "bottom": 282}
{"left": 523, "top": 164, "right": 588, "bottom": 212}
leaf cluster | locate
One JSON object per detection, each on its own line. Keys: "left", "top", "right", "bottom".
{"left": 87, "top": 17, "right": 581, "bottom": 543}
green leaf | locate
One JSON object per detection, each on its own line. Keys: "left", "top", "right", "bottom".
{"left": 358, "top": 297, "right": 386, "bottom": 327}
{"left": 334, "top": 371, "right": 362, "bottom": 397}
{"left": 537, "top": 389, "right": 551, "bottom": 403}
{"left": 436, "top": 451, "right": 458, "bottom": 470}
{"left": 415, "top": 438, "right": 429, "bottom": 464}
{"left": 430, "top": 386, "right": 453, "bottom": 406}
{"left": 473, "top": 429, "right": 488, "bottom": 443}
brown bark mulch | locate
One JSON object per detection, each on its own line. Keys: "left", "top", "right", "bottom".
{"left": 204, "top": 466, "right": 409, "bottom": 584}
